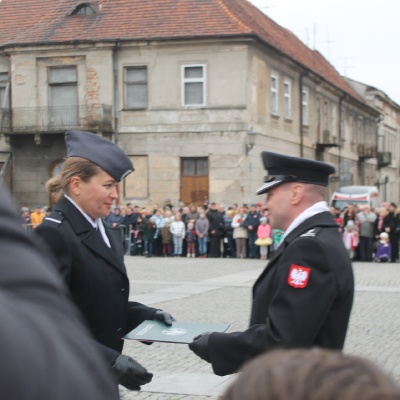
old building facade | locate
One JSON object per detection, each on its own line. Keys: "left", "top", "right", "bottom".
{"left": 0, "top": 0, "right": 396, "bottom": 209}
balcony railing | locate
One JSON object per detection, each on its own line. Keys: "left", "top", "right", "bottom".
{"left": 377, "top": 151, "right": 392, "bottom": 168}
{"left": 0, "top": 104, "right": 112, "bottom": 133}
{"left": 357, "top": 144, "right": 377, "bottom": 159}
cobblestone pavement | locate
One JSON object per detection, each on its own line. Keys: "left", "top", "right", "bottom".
{"left": 119, "top": 256, "right": 400, "bottom": 399}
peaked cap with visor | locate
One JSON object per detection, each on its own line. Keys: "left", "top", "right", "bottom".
{"left": 65, "top": 130, "right": 134, "bottom": 182}
{"left": 256, "top": 151, "right": 335, "bottom": 195}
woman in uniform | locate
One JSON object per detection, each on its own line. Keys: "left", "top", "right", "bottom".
{"left": 34, "top": 130, "right": 175, "bottom": 391}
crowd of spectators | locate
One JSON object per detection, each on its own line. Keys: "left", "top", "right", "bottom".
{"left": 20, "top": 198, "right": 400, "bottom": 263}
{"left": 102, "top": 199, "right": 280, "bottom": 259}
{"left": 331, "top": 201, "right": 400, "bottom": 263}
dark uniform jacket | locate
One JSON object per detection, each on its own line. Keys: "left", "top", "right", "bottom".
{"left": 0, "top": 187, "right": 119, "bottom": 399}
{"left": 206, "top": 211, "right": 354, "bottom": 376}
{"left": 34, "top": 196, "right": 157, "bottom": 366}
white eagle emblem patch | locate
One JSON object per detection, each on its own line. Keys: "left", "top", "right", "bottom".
{"left": 288, "top": 264, "right": 311, "bottom": 288}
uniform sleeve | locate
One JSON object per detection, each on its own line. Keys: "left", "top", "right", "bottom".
{"left": 126, "top": 301, "right": 158, "bottom": 332}
{"left": 34, "top": 222, "right": 74, "bottom": 283}
{"left": 207, "top": 236, "right": 337, "bottom": 376}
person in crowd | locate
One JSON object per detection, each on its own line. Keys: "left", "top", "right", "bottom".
{"left": 243, "top": 203, "right": 261, "bottom": 259}
{"left": 189, "top": 151, "right": 354, "bottom": 376}
{"left": 185, "top": 221, "right": 197, "bottom": 257}
{"left": 123, "top": 206, "right": 137, "bottom": 231}
{"left": 270, "top": 227, "right": 284, "bottom": 257}
{"left": 223, "top": 209, "right": 236, "bottom": 258}
{"left": 163, "top": 198, "right": 173, "bottom": 211}
{"left": 106, "top": 206, "right": 124, "bottom": 228}
{"left": 170, "top": 212, "right": 186, "bottom": 256}
{"left": 132, "top": 213, "right": 145, "bottom": 256}
{"left": 181, "top": 206, "right": 190, "bottom": 225}
{"left": 220, "top": 348, "right": 400, "bottom": 400}
{"left": 30, "top": 205, "right": 45, "bottom": 228}
{"left": 342, "top": 204, "right": 357, "bottom": 228}
{"left": 207, "top": 202, "right": 225, "bottom": 257}
{"left": 0, "top": 185, "right": 120, "bottom": 400}
{"left": 342, "top": 220, "right": 359, "bottom": 260}
{"left": 143, "top": 211, "right": 157, "bottom": 257}
{"left": 122, "top": 207, "right": 137, "bottom": 254}
{"left": 374, "top": 207, "right": 392, "bottom": 242}
{"left": 387, "top": 202, "right": 399, "bottom": 262}
{"left": 256, "top": 216, "right": 271, "bottom": 260}
{"left": 330, "top": 206, "right": 344, "bottom": 232}
{"left": 34, "top": 130, "right": 175, "bottom": 391}
{"left": 357, "top": 204, "right": 377, "bottom": 261}
{"left": 20, "top": 206, "right": 31, "bottom": 230}
{"left": 161, "top": 221, "right": 173, "bottom": 257}
{"left": 152, "top": 204, "right": 159, "bottom": 215}
{"left": 195, "top": 211, "right": 209, "bottom": 258}
{"left": 132, "top": 205, "right": 141, "bottom": 220}
{"left": 186, "top": 203, "right": 199, "bottom": 223}
{"left": 375, "top": 232, "right": 392, "bottom": 263}
{"left": 151, "top": 209, "right": 164, "bottom": 256}
{"left": 231, "top": 206, "right": 248, "bottom": 259}
{"left": 164, "top": 209, "right": 175, "bottom": 224}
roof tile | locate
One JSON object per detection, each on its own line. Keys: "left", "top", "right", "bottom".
{"left": 0, "top": 0, "right": 362, "bottom": 101}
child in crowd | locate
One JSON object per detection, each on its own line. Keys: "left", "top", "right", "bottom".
{"left": 195, "top": 211, "right": 209, "bottom": 258}
{"left": 375, "top": 232, "right": 392, "bottom": 263}
{"left": 270, "top": 228, "right": 284, "bottom": 256}
{"left": 170, "top": 213, "right": 186, "bottom": 256}
{"left": 342, "top": 220, "right": 359, "bottom": 260}
{"left": 256, "top": 217, "right": 271, "bottom": 260}
{"left": 185, "top": 222, "right": 197, "bottom": 258}
{"left": 161, "top": 221, "right": 173, "bottom": 257}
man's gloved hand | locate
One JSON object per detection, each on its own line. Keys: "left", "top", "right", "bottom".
{"left": 153, "top": 310, "right": 176, "bottom": 326}
{"left": 188, "top": 332, "right": 212, "bottom": 362}
{"left": 111, "top": 354, "right": 153, "bottom": 391}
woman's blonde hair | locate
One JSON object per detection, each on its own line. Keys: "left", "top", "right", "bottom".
{"left": 46, "top": 157, "right": 100, "bottom": 203}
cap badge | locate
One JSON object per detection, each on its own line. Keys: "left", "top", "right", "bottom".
{"left": 288, "top": 264, "right": 311, "bottom": 288}
{"left": 120, "top": 169, "right": 133, "bottom": 181}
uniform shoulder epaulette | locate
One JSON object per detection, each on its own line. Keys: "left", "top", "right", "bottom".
{"left": 299, "top": 227, "right": 322, "bottom": 238}
{"left": 43, "top": 212, "right": 65, "bottom": 225}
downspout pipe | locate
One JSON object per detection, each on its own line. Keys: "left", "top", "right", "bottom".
{"left": 338, "top": 94, "right": 346, "bottom": 186}
{"left": 299, "top": 71, "right": 308, "bottom": 158}
{"left": 112, "top": 41, "right": 120, "bottom": 145}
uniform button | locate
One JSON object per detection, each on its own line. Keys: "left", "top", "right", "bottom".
{"left": 121, "top": 288, "right": 126, "bottom": 293}
{"left": 117, "top": 328, "right": 122, "bottom": 332}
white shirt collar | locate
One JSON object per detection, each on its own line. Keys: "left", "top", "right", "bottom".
{"left": 278, "top": 201, "right": 329, "bottom": 247}
{"left": 64, "top": 195, "right": 111, "bottom": 247}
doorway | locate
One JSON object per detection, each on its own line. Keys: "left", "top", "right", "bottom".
{"left": 180, "top": 157, "right": 209, "bottom": 205}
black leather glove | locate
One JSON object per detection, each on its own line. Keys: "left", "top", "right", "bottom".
{"left": 111, "top": 354, "right": 153, "bottom": 391}
{"left": 188, "top": 332, "right": 212, "bottom": 362}
{"left": 153, "top": 310, "right": 176, "bottom": 326}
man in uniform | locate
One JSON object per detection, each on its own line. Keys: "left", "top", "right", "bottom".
{"left": 189, "top": 151, "right": 354, "bottom": 376}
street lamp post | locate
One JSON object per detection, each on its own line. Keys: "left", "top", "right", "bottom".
{"left": 245, "top": 128, "right": 256, "bottom": 155}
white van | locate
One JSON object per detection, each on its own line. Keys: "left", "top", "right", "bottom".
{"left": 329, "top": 186, "right": 380, "bottom": 210}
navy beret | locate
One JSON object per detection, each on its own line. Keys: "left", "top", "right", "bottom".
{"left": 65, "top": 130, "right": 134, "bottom": 182}
{"left": 256, "top": 151, "right": 335, "bottom": 195}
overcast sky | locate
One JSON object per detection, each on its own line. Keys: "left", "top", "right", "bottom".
{"left": 248, "top": 0, "right": 400, "bottom": 105}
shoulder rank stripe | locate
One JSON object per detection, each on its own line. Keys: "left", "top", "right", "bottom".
{"left": 300, "top": 229, "right": 317, "bottom": 237}
{"left": 44, "top": 217, "right": 62, "bottom": 224}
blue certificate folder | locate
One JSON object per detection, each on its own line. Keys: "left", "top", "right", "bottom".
{"left": 123, "top": 320, "right": 230, "bottom": 344}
